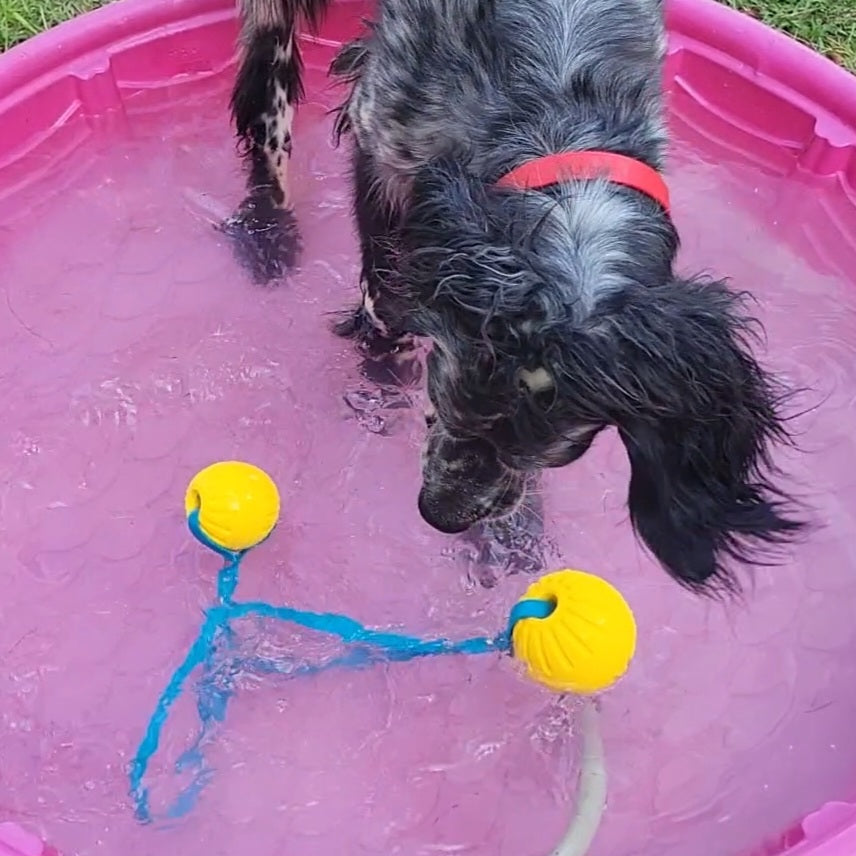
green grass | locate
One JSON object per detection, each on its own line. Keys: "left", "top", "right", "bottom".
{"left": 723, "top": 0, "right": 856, "bottom": 67}
{"left": 0, "top": 0, "right": 854, "bottom": 65}
{"left": 1, "top": 0, "right": 105, "bottom": 50}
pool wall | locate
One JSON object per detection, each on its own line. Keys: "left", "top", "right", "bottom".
{"left": 0, "top": 0, "right": 854, "bottom": 852}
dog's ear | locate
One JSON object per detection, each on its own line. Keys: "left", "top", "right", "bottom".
{"left": 400, "top": 161, "right": 537, "bottom": 338}
{"left": 604, "top": 276, "right": 805, "bottom": 593}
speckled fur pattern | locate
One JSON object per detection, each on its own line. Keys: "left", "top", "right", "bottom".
{"left": 225, "top": 0, "right": 332, "bottom": 283}
{"left": 234, "top": 0, "right": 805, "bottom": 592}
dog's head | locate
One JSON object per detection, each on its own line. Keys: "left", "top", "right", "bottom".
{"left": 417, "top": 346, "right": 604, "bottom": 533}
{"left": 402, "top": 163, "right": 804, "bottom": 592}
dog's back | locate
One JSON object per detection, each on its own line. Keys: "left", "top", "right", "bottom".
{"left": 345, "top": 0, "right": 667, "bottom": 189}
{"left": 227, "top": 0, "right": 667, "bottom": 263}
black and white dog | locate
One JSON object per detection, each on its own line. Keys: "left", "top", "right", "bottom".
{"left": 225, "top": 0, "right": 805, "bottom": 593}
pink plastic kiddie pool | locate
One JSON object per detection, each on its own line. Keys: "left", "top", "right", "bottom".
{"left": 1, "top": 0, "right": 856, "bottom": 854}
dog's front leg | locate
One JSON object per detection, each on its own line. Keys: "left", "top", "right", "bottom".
{"left": 335, "top": 145, "right": 421, "bottom": 388}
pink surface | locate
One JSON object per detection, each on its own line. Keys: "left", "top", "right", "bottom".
{"left": 1, "top": 1, "right": 856, "bottom": 855}
{"left": 0, "top": 822, "right": 56, "bottom": 856}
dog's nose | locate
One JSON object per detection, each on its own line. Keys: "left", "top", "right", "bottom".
{"left": 418, "top": 490, "right": 470, "bottom": 534}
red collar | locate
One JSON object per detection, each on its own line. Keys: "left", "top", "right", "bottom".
{"left": 496, "top": 151, "right": 671, "bottom": 214}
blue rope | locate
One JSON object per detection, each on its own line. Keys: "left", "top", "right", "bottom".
{"left": 128, "top": 512, "right": 554, "bottom": 823}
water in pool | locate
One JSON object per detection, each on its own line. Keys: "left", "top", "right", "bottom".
{"left": 1, "top": 56, "right": 855, "bottom": 856}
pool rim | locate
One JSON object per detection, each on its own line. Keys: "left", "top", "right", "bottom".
{"left": 0, "top": 0, "right": 855, "bottom": 853}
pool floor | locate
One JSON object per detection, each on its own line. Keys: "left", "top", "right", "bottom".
{"left": 1, "top": 47, "right": 856, "bottom": 856}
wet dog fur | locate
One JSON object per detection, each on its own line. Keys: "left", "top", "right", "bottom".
{"left": 227, "top": 0, "right": 805, "bottom": 593}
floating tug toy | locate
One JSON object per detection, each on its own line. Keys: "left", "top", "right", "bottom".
{"left": 131, "top": 461, "right": 636, "bottom": 855}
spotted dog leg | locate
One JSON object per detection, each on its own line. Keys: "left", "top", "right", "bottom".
{"left": 223, "top": 0, "right": 331, "bottom": 284}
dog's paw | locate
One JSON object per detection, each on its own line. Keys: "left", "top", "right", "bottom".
{"left": 333, "top": 303, "right": 375, "bottom": 340}
{"left": 360, "top": 346, "right": 423, "bottom": 388}
{"left": 219, "top": 194, "right": 301, "bottom": 285}
{"left": 335, "top": 306, "right": 423, "bottom": 388}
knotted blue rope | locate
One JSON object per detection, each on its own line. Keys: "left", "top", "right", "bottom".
{"left": 128, "top": 514, "right": 553, "bottom": 823}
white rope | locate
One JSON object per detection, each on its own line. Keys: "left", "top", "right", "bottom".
{"left": 549, "top": 697, "right": 607, "bottom": 856}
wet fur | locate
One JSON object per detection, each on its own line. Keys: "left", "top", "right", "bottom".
{"left": 225, "top": 0, "right": 325, "bottom": 282}
{"left": 231, "top": 0, "right": 806, "bottom": 592}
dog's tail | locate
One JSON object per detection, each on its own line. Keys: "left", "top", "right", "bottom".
{"left": 224, "top": 0, "right": 333, "bottom": 283}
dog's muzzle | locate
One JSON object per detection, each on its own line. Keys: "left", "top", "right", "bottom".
{"left": 417, "top": 431, "right": 526, "bottom": 533}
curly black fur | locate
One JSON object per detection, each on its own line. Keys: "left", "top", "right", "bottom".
{"left": 387, "top": 159, "right": 805, "bottom": 591}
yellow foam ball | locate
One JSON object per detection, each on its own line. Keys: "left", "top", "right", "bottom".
{"left": 185, "top": 461, "right": 280, "bottom": 551}
{"left": 512, "top": 569, "right": 636, "bottom": 694}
